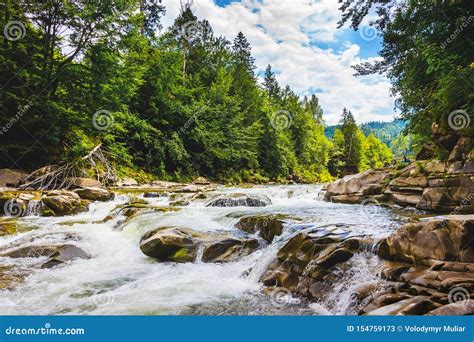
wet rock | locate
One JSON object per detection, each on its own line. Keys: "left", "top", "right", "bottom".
{"left": 362, "top": 293, "right": 412, "bottom": 314}
{"left": 207, "top": 194, "right": 271, "bottom": 207}
{"left": 366, "top": 296, "right": 439, "bottom": 315}
{"left": 0, "top": 169, "right": 28, "bottom": 187}
{"left": 235, "top": 214, "right": 286, "bottom": 243}
{"left": 202, "top": 238, "right": 259, "bottom": 263}
{"left": 140, "top": 227, "right": 198, "bottom": 262}
{"left": 379, "top": 261, "right": 412, "bottom": 281}
{"left": 377, "top": 215, "right": 474, "bottom": 264}
{"left": 426, "top": 300, "right": 474, "bottom": 315}
{"left": 314, "top": 247, "right": 353, "bottom": 270}
{"left": 1, "top": 244, "right": 89, "bottom": 268}
{"left": 41, "top": 245, "right": 91, "bottom": 268}
{"left": 140, "top": 227, "right": 260, "bottom": 263}
{"left": 143, "top": 192, "right": 167, "bottom": 198}
{"left": 192, "top": 192, "right": 207, "bottom": 200}
{"left": 325, "top": 169, "right": 389, "bottom": 203}
{"left": 0, "top": 265, "right": 24, "bottom": 289}
{"left": 74, "top": 187, "right": 114, "bottom": 201}
{"left": 262, "top": 227, "right": 362, "bottom": 296}
{"left": 169, "top": 200, "right": 190, "bottom": 207}
{"left": 42, "top": 190, "right": 88, "bottom": 216}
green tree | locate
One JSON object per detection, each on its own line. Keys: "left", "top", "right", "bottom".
{"left": 338, "top": 0, "right": 474, "bottom": 144}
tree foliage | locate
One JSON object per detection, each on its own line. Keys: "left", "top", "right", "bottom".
{"left": 338, "top": 0, "right": 473, "bottom": 142}
{"left": 0, "top": 2, "right": 340, "bottom": 183}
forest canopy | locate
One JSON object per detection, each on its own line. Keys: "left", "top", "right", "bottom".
{"left": 1, "top": 1, "right": 400, "bottom": 183}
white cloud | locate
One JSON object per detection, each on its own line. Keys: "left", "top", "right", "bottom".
{"left": 161, "top": 0, "right": 396, "bottom": 125}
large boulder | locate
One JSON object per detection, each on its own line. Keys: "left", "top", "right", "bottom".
{"left": 140, "top": 227, "right": 198, "bottom": 262}
{"left": 207, "top": 194, "right": 271, "bottom": 207}
{"left": 377, "top": 215, "right": 474, "bottom": 264}
{"left": 417, "top": 185, "right": 474, "bottom": 213}
{"left": 201, "top": 238, "right": 259, "bottom": 263}
{"left": 235, "top": 214, "right": 286, "bottom": 243}
{"left": 42, "top": 190, "right": 88, "bottom": 216}
{"left": 139, "top": 227, "right": 260, "bottom": 263}
{"left": 325, "top": 169, "right": 389, "bottom": 203}
{"left": 1, "top": 244, "right": 90, "bottom": 268}
{"left": 448, "top": 160, "right": 474, "bottom": 174}
{"left": 74, "top": 187, "right": 114, "bottom": 202}
{"left": 0, "top": 169, "right": 28, "bottom": 187}
{"left": 41, "top": 244, "right": 90, "bottom": 268}
{"left": 261, "top": 226, "right": 363, "bottom": 295}
{"left": 448, "top": 137, "right": 471, "bottom": 163}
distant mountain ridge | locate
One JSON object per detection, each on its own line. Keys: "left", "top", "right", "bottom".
{"left": 325, "top": 119, "right": 406, "bottom": 147}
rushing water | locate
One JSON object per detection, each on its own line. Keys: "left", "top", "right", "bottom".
{"left": 0, "top": 185, "right": 412, "bottom": 315}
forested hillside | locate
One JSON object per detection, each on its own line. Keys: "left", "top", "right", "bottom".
{"left": 0, "top": 1, "right": 393, "bottom": 183}
{"left": 326, "top": 119, "right": 413, "bottom": 158}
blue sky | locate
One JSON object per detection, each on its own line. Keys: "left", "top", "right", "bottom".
{"left": 162, "top": 0, "right": 395, "bottom": 125}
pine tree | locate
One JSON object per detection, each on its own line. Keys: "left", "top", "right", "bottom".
{"left": 263, "top": 65, "right": 281, "bottom": 101}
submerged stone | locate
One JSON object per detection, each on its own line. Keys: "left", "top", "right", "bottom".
{"left": 206, "top": 194, "right": 271, "bottom": 207}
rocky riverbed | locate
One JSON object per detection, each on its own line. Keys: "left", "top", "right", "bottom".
{"left": 0, "top": 173, "right": 472, "bottom": 315}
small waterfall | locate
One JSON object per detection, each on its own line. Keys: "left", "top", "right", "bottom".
{"left": 246, "top": 242, "right": 281, "bottom": 283}
{"left": 25, "top": 200, "right": 44, "bottom": 217}
{"left": 195, "top": 245, "right": 205, "bottom": 262}
{"left": 317, "top": 253, "right": 388, "bottom": 315}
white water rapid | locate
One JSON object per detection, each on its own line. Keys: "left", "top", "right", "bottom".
{"left": 0, "top": 185, "right": 410, "bottom": 315}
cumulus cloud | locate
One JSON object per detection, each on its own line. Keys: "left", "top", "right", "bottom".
{"left": 161, "top": 0, "right": 396, "bottom": 125}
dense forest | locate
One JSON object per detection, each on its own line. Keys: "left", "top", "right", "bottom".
{"left": 0, "top": 0, "right": 471, "bottom": 183}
